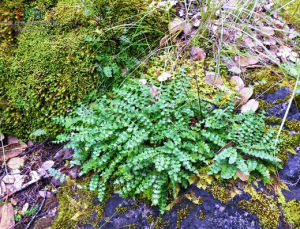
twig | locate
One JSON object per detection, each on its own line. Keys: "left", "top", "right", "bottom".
{"left": 0, "top": 176, "right": 49, "bottom": 201}
{"left": 0, "top": 137, "right": 8, "bottom": 175}
{"left": 25, "top": 196, "right": 47, "bottom": 229}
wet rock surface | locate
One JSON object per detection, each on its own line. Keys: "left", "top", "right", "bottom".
{"left": 83, "top": 186, "right": 262, "bottom": 229}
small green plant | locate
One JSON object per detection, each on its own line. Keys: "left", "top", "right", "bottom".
{"left": 49, "top": 168, "right": 66, "bottom": 183}
{"left": 55, "top": 70, "right": 281, "bottom": 213}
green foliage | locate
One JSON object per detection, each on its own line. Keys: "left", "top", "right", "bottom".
{"left": 56, "top": 75, "right": 207, "bottom": 213}
{"left": 49, "top": 168, "right": 66, "bottom": 183}
{"left": 55, "top": 69, "right": 282, "bottom": 213}
{"left": 207, "top": 109, "right": 282, "bottom": 181}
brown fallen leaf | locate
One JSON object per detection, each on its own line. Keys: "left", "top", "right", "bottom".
{"left": 230, "top": 186, "right": 242, "bottom": 199}
{"left": 169, "top": 17, "right": 184, "bottom": 35}
{"left": 7, "top": 157, "right": 26, "bottom": 170}
{"left": 0, "top": 182, "right": 5, "bottom": 197}
{"left": 238, "top": 87, "right": 253, "bottom": 104}
{"left": 241, "top": 99, "right": 259, "bottom": 113}
{"left": 231, "top": 76, "right": 244, "bottom": 90}
{"left": 235, "top": 56, "right": 259, "bottom": 67}
{"left": 0, "top": 142, "right": 27, "bottom": 162}
{"left": 205, "top": 72, "right": 223, "bottom": 88}
{"left": 260, "top": 26, "right": 275, "bottom": 36}
{"left": 0, "top": 203, "right": 15, "bottom": 229}
{"left": 3, "top": 175, "right": 15, "bottom": 184}
{"left": 236, "top": 169, "right": 249, "bottom": 182}
{"left": 190, "top": 47, "right": 206, "bottom": 61}
{"left": 149, "top": 85, "right": 159, "bottom": 98}
{"left": 159, "top": 35, "right": 169, "bottom": 48}
{"left": 7, "top": 136, "right": 18, "bottom": 145}
{"left": 183, "top": 22, "right": 193, "bottom": 36}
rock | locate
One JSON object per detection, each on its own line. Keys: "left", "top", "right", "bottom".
{"left": 262, "top": 86, "right": 291, "bottom": 103}
{"left": 7, "top": 157, "right": 26, "bottom": 170}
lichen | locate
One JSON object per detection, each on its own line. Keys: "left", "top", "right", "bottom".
{"left": 238, "top": 192, "right": 280, "bottom": 229}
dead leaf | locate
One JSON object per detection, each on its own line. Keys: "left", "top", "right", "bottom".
{"left": 242, "top": 37, "right": 255, "bottom": 48}
{"left": 236, "top": 169, "right": 249, "bottom": 181}
{"left": 261, "top": 26, "right": 275, "bottom": 36}
{"left": 149, "top": 85, "right": 159, "bottom": 98}
{"left": 169, "top": 17, "right": 184, "bottom": 35}
{"left": 235, "top": 56, "right": 259, "bottom": 67}
{"left": 159, "top": 35, "right": 169, "bottom": 48}
{"left": 190, "top": 47, "right": 206, "bottom": 61}
{"left": 0, "top": 203, "right": 15, "bottom": 229}
{"left": 3, "top": 175, "right": 15, "bottom": 184}
{"left": 139, "top": 79, "right": 147, "bottom": 85}
{"left": 230, "top": 186, "right": 242, "bottom": 199}
{"left": 7, "top": 157, "right": 26, "bottom": 170}
{"left": 30, "top": 171, "right": 40, "bottom": 181}
{"left": 183, "top": 22, "right": 193, "bottom": 36}
{"left": 0, "top": 182, "right": 6, "bottom": 196}
{"left": 231, "top": 76, "right": 244, "bottom": 90}
{"left": 185, "top": 192, "right": 204, "bottom": 205}
{"left": 7, "top": 137, "right": 18, "bottom": 145}
{"left": 158, "top": 72, "right": 172, "bottom": 82}
{"left": 21, "top": 203, "right": 29, "bottom": 213}
{"left": 41, "top": 160, "right": 54, "bottom": 171}
{"left": 238, "top": 87, "right": 253, "bottom": 104}
{"left": 9, "top": 199, "right": 17, "bottom": 206}
{"left": 0, "top": 142, "right": 27, "bottom": 162}
{"left": 205, "top": 72, "right": 223, "bottom": 88}
{"left": 241, "top": 99, "right": 259, "bottom": 113}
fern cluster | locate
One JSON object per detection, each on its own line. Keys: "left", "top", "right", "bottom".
{"left": 55, "top": 73, "right": 281, "bottom": 213}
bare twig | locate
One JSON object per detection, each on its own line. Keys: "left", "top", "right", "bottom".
{"left": 25, "top": 196, "right": 47, "bottom": 229}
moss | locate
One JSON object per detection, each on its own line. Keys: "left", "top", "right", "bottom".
{"left": 153, "top": 217, "right": 170, "bottom": 229}
{"left": 279, "top": 0, "right": 300, "bottom": 27}
{"left": 115, "top": 206, "right": 128, "bottom": 214}
{"left": 176, "top": 205, "right": 195, "bottom": 229}
{"left": 283, "top": 199, "right": 300, "bottom": 228}
{"left": 121, "top": 224, "right": 138, "bottom": 229}
{"left": 277, "top": 150, "right": 290, "bottom": 165}
{"left": 146, "top": 214, "right": 156, "bottom": 225}
{"left": 50, "top": 177, "right": 112, "bottom": 228}
{"left": 238, "top": 192, "right": 280, "bottom": 229}
{"left": 196, "top": 211, "right": 206, "bottom": 219}
{"left": 210, "top": 185, "right": 231, "bottom": 204}
{"left": 266, "top": 124, "right": 300, "bottom": 151}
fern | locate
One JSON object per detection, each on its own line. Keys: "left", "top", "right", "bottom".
{"left": 55, "top": 72, "right": 281, "bottom": 213}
